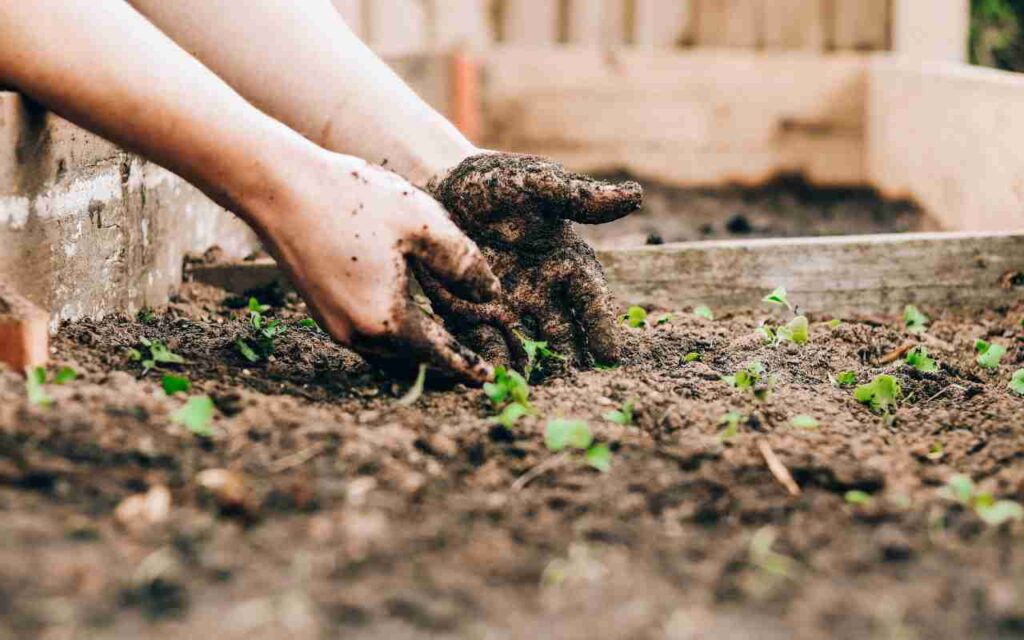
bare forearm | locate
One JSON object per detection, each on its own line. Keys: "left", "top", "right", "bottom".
{"left": 127, "top": 0, "right": 477, "bottom": 188}
{"left": 0, "top": 0, "right": 314, "bottom": 220}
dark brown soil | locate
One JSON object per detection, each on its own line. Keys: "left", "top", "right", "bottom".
{"left": 580, "top": 175, "right": 932, "bottom": 249}
{"left": 2, "top": 283, "right": 1023, "bottom": 640}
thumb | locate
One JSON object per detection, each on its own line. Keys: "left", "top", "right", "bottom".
{"left": 406, "top": 212, "right": 501, "bottom": 303}
{"left": 525, "top": 170, "right": 643, "bottom": 225}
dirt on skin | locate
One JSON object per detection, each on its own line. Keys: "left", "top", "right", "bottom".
{"left": 1, "top": 283, "right": 1024, "bottom": 640}
{"left": 580, "top": 174, "right": 932, "bottom": 250}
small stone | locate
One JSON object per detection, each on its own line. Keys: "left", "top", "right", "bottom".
{"left": 115, "top": 485, "right": 171, "bottom": 534}
{"left": 196, "top": 469, "right": 252, "bottom": 513}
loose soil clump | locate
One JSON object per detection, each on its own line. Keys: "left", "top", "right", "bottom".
{"left": 1, "top": 283, "right": 1022, "bottom": 640}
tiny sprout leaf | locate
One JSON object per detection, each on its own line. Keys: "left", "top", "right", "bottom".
{"left": 171, "top": 396, "right": 215, "bottom": 437}
{"left": 683, "top": 351, "right": 702, "bottom": 363}
{"left": 756, "top": 326, "right": 777, "bottom": 346}
{"left": 835, "top": 371, "right": 857, "bottom": 387}
{"left": 516, "top": 332, "right": 566, "bottom": 377}
{"left": 53, "top": 366, "right": 77, "bottom": 385}
{"left": 624, "top": 306, "right": 648, "bottom": 329}
{"left": 976, "top": 500, "right": 1024, "bottom": 527}
{"left": 853, "top": 374, "right": 902, "bottom": 415}
{"left": 844, "top": 490, "right": 872, "bottom": 506}
{"left": 976, "top": 340, "right": 1007, "bottom": 369}
{"left": 763, "top": 286, "right": 792, "bottom": 310}
{"left": 603, "top": 400, "right": 635, "bottom": 426}
{"left": 656, "top": 313, "right": 674, "bottom": 326}
{"left": 484, "top": 366, "right": 530, "bottom": 409}
{"left": 905, "top": 346, "right": 939, "bottom": 373}
{"left": 127, "top": 347, "right": 143, "bottom": 362}
{"left": 25, "top": 366, "right": 52, "bottom": 407}
{"left": 147, "top": 340, "right": 185, "bottom": 365}
{"left": 693, "top": 305, "right": 714, "bottom": 321}
{"left": 943, "top": 474, "right": 974, "bottom": 504}
{"left": 496, "top": 402, "right": 530, "bottom": 429}
{"left": 926, "top": 441, "right": 944, "bottom": 461}
{"left": 236, "top": 339, "right": 260, "bottom": 363}
{"left": 298, "top": 318, "right": 319, "bottom": 330}
{"left": 545, "top": 419, "right": 593, "bottom": 452}
{"left": 790, "top": 415, "right": 819, "bottom": 430}
{"left": 903, "top": 305, "right": 929, "bottom": 335}
{"left": 248, "top": 297, "right": 271, "bottom": 314}
{"left": 161, "top": 374, "right": 191, "bottom": 396}
{"left": 585, "top": 444, "right": 612, "bottom": 472}
{"left": 827, "top": 319, "right": 842, "bottom": 329}
{"left": 396, "top": 363, "right": 427, "bottom": 407}
{"left": 1010, "top": 369, "right": 1024, "bottom": 396}
{"left": 719, "top": 412, "right": 744, "bottom": 441}
{"left": 777, "top": 315, "right": 809, "bottom": 345}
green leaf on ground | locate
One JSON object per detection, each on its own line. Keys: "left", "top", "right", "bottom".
{"left": 603, "top": 400, "right": 635, "bottom": 426}
{"left": 777, "top": 315, "right": 809, "bottom": 345}
{"left": 694, "top": 305, "right": 714, "bottom": 321}
{"left": 484, "top": 366, "right": 530, "bottom": 409}
{"left": 853, "top": 374, "right": 902, "bottom": 415}
{"left": 516, "top": 332, "right": 566, "bottom": 377}
{"left": 905, "top": 346, "right": 939, "bottom": 373}
{"left": 161, "top": 374, "right": 191, "bottom": 396}
{"left": 1010, "top": 369, "right": 1024, "bottom": 396}
{"left": 171, "top": 396, "right": 215, "bottom": 437}
{"left": 904, "top": 305, "right": 929, "bottom": 335}
{"left": 656, "top": 313, "right": 674, "bottom": 326}
{"left": 844, "top": 490, "right": 873, "bottom": 506}
{"left": 236, "top": 339, "right": 260, "bottom": 363}
{"left": 763, "top": 286, "right": 792, "bottom": 310}
{"left": 53, "top": 366, "right": 78, "bottom": 385}
{"left": 683, "top": 351, "right": 702, "bottom": 363}
{"left": 584, "top": 444, "right": 612, "bottom": 472}
{"left": 545, "top": 419, "right": 593, "bottom": 452}
{"left": 790, "top": 415, "right": 820, "bottom": 430}
{"left": 25, "top": 366, "right": 52, "bottom": 408}
{"left": 495, "top": 402, "right": 531, "bottom": 429}
{"left": 975, "top": 339, "right": 1007, "bottom": 369}
{"left": 719, "top": 412, "right": 745, "bottom": 441}
{"left": 834, "top": 371, "right": 858, "bottom": 386}
{"left": 624, "top": 306, "right": 648, "bottom": 329}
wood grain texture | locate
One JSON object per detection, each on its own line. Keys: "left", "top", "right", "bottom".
{"left": 502, "top": 0, "right": 560, "bottom": 45}
{"left": 633, "top": 0, "right": 694, "bottom": 48}
{"left": 832, "top": 0, "right": 889, "bottom": 51}
{"left": 186, "top": 233, "right": 1024, "bottom": 316}
{"left": 600, "top": 232, "right": 1024, "bottom": 314}
{"left": 696, "top": 0, "right": 761, "bottom": 47}
{"left": 867, "top": 57, "right": 1024, "bottom": 232}
{"left": 762, "top": 0, "right": 826, "bottom": 50}
{"left": 481, "top": 48, "right": 868, "bottom": 185}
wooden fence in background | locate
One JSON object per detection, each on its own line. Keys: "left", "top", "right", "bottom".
{"left": 332, "top": 0, "right": 892, "bottom": 55}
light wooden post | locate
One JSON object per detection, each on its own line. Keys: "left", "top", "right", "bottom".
{"left": 892, "top": 0, "right": 969, "bottom": 62}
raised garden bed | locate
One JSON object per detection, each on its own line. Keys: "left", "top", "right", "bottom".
{"left": 2, "top": 229, "right": 1023, "bottom": 637}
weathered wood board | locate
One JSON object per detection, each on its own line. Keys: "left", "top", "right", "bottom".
{"left": 481, "top": 48, "right": 868, "bottom": 186}
{"left": 186, "top": 232, "right": 1024, "bottom": 317}
{"left": 868, "top": 58, "right": 1024, "bottom": 233}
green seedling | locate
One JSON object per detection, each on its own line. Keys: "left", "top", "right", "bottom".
{"left": 905, "top": 346, "right": 939, "bottom": 373}
{"left": 844, "top": 490, "right": 873, "bottom": 506}
{"left": 25, "top": 365, "right": 78, "bottom": 407}
{"left": 298, "top": 317, "right": 320, "bottom": 330}
{"left": 656, "top": 313, "right": 674, "bottom": 326}
{"left": 484, "top": 366, "right": 530, "bottom": 409}
{"left": 161, "top": 374, "right": 191, "bottom": 396}
{"left": 833, "top": 371, "right": 858, "bottom": 387}
{"left": 853, "top": 374, "right": 902, "bottom": 415}
{"left": 790, "top": 415, "right": 820, "bottom": 430}
{"left": 763, "top": 286, "right": 793, "bottom": 311}
{"left": 926, "top": 441, "right": 944, "bottom": 461}
{"left": 694, "top": 305, "right": 714, "bottom": 321}
{"left": 756, "top": 325, "right": 777, "bottom": 346}
{"left": 975, "top": 339, "right": 1007, "bottom": 369}
{"left": 396, "top": 364, "right": 427, "bottom": 407}
{"left": 53, "top": 366, "right": 77, "bottom": 385}
{"left": 593, "top": 362, "right": 619, "bottom": 371}
{"left": 683, "top": 351, "right": 702, "bottom": 363}
{"left": 941, "top": 474, "right": 1024, "bottom": 527}
{"left": 719, "top": 411, "right": 745, "bottom": 441}
{"left": 723, "top": 361, "right": 766, "bottom": 391}
{"left": 130, "top": 337, "right": 186, "bottom": 374}
{"left": 237, "top": 297, "right": 287, "bottom": 362}
{"left": 516, "top": 332, "right": 566, "bottom": 377}
{"left": 25, "top": 366, "right": 52, "bottom": 407}
{"left": 603, "top": 400, "right": 635, "bottom": 426}
{"left": 545, "top": 419, "right": 611, "bottom": 472}
{"left": 827, "top": 319, "right": 842, "bottom": 329}
{"left": 171, "top": 396, "right": 215, "bottom": 437}
{"left": 777, "top": 315, "right": 809, "bottom": 345}
{"left": 495, "top": 402, "right": 531, "bottom": 429}
{"left": 749, "top": 527, "right": 796, "bottom": 579}
{"left": 623, "top": 306, "right": 648, "bottom": 329}
{"left": 136, "top": 308, "right": 157, "bottom": 324}
{"left": 1010, "top": 369, "right": 1024, "bottom": 396}
{"left": 903, "top": 305, "right": 929, "bottom": 335}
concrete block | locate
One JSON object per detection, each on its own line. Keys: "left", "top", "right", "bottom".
{"left": 0, "top": 282, "right": 48, "bottom": 371}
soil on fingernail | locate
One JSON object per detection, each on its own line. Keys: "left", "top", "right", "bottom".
{"left": 2, "top": 280, "right": 1023, "bottom": 638}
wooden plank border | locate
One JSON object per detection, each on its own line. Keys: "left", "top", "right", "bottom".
{"left": 186, "top": 232, "right": 1024, "bottom": 317}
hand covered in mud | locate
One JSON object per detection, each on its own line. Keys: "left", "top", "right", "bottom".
{"left": 255, "top": 154, "right": 499, "bottom": 384}
{"left": 424, "top": 153, "right": 642, "bottom": 371}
